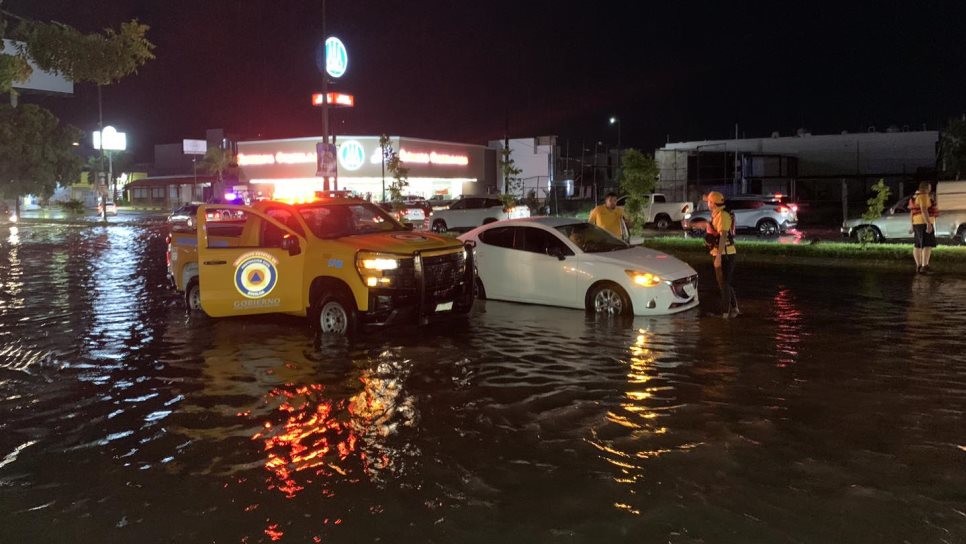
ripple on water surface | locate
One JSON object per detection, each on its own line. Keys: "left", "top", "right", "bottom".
{"left": 0, "top": 221, "right": 964, "bottom": 543}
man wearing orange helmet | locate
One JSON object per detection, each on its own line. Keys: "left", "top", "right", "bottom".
{"left": 705, "top": 192, "right": 739, "bottom": 318}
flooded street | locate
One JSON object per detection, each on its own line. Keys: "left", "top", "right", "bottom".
{"left": 1, "top": 220, "right": 964, "bottom": 543}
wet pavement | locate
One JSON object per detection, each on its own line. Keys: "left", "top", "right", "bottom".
{"left": 1, "top": 219, "right": 964, "bottom": 543}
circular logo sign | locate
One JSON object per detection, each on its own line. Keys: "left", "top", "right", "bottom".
{"left": 234, "top": 255, "right": 278, "bottom": 299}
{"left": 391, "top": 233, "right": 429, "bottom": 241}
{"left": 324, "top": 37, "right": 348, "bottom": 78}
{"left": 339, "top": 140, "right": 365, "bottom": 171}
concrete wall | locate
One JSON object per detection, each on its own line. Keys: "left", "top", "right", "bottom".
{"left": 487, "top": 136, "right": 555, "bottom": 197}
{"left": 661, "top": 131, "right": 938, "bottom": 179}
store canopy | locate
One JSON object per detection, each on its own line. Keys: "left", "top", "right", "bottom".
{"left": 125, "top": 175, "right": 215, "bottom": 189}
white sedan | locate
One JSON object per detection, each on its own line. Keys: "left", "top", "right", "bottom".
{"left": 459, "top": 217, "right": 699, "bottom": 316}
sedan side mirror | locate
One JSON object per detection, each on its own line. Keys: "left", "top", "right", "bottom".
{"left": 547, "top": 246, "right": 566, "bottom": 261}
{"left": 281, "top": 234, "right": 301, "bottom": 256}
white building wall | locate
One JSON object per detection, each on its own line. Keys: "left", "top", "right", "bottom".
{"left": 661, "top": 131, "right": 938, "bottom": 178}
{"left": 488, "top": 136, "right": 555, "bottom": 197}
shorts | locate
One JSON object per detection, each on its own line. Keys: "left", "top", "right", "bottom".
{"left": 913, "top": 224, "right": 937, "bottom": 248}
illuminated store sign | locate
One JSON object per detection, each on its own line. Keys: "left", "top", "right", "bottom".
{"left": 399, "top": 149, "right": 469, "bottom": 166}
{"left": 239, "top": 144, "right": 470, "bottom": 169}
{"left": 311, "top": 92, "right": 355, "bottom": 107}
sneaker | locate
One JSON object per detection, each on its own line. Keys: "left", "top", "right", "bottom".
{"left": 729, "top": 308, "right": 741, "bottom": 319}
{"left": 721, "top": 313, "right": 731, "bottom": 319}
{"left": 917, "top": 266, "right": 924, "bottom": 274}
{"left": 923, "top": 265, "right": 932, "bottom": 274}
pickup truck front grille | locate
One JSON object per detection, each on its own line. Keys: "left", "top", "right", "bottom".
{"left": 422, "top": 251, "right": 464, "bottom": 301}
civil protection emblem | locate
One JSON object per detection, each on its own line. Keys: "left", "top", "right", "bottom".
{"left": 233, "top": 251, "right": 279, "bottom": 299}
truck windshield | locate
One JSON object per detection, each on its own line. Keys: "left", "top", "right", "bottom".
{"left": 555, "top": 223, "right": 628, "bottom": 253}
{"left": 298, "top": 203, "right": 407, "bottom": 239}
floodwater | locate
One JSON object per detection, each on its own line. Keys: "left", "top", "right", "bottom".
{"left": 1, "top": 220, "right": 964, "bottom": 544}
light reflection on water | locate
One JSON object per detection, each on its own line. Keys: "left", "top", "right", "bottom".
{"left": 0, "top": 221, "right": 965, "bottom": 543}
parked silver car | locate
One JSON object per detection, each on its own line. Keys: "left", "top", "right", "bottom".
{"left": 684, "top": 195, "right": 798, "bottom": 236}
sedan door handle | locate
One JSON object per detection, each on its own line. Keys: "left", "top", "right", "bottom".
{"left": 203, "top": 260, "right": 227, "bottom": 265}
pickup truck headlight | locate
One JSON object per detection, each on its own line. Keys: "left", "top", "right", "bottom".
{"left": 357, "top": 252, "right": 405, "bottom": 287}
{"left": 626, "top": 270, "right": 662, "bottom": 287}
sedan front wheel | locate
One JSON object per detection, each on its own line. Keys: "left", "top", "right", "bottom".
{"left": 587, "top": 282, "right": 633, "bottom": 316}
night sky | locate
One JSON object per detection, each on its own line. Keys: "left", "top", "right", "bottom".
{"left": 10, "top": 0, "right": 966, "bottom": 162}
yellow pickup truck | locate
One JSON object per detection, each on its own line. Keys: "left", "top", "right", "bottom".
{"left": 166, "top": 196, "right": 475, "bottom": 335}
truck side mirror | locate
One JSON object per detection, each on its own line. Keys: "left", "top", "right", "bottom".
{"left": 281, "top": 234, "right": 301, "bottom": 256}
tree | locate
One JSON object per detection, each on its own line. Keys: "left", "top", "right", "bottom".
{"left": 385, "top": 151, "right": 409, "bottom": 207}
{"left": 498, "top": 143, "right": 523, "bottom": 205}
{"left": 617, "top": 148, "right": 658, "bottom": 229}
{"left": 200, "top": 147, "right": 234, "bottom": 183}
{"left": 939, "top": 117, "right": 966, "bottom": 180}
{"left": 0, "top": 104, "right": 83, "bottom": 215}
{"left": 859, "top": 179, "right": 891, "bottom": 247}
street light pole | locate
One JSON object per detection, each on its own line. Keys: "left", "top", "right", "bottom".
{"left": 321, "top": 0, "right": 330, "bottom": 191}
{"left": 610, "top": 116, "right": 621, "bottom": 189}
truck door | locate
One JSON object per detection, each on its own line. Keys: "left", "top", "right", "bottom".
{"left": 197, "top": 205, "right": 306, "bottom": 317}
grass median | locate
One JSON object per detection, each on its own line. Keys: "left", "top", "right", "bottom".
{"left": 641, "top": 236, "right": 966, "bottom": 271}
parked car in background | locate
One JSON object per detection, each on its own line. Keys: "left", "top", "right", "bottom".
{"left": 168, "top": 203, "right": 245, "bottom": 229}
{"left": 168, "top": 203, "right": 201, "bottom": 228}
{"left": 430, "top": 196, "right": 530, "bottom": 232}
{"left": 96, "top": 200, "right": 118, "bottom": 217}
{"left": 842, "top": 181, "right": 966, "bottom": 244}
{"left": 685, "top": 195, "right": 798, "bottom": 236}
{"left": 617, "top": 193, "right": 693, "bottom": 230}
{"left": 378, "top": 200, "right": 432, "bottom": 230}
{"left": 459, "top": 217, "right": 698, "bottom": 316}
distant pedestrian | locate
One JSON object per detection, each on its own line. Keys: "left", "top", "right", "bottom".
{"left": 909, "top": 181, "right": 937, "bottom": 273}
{"left": 705, "top": 192, "right": 739, "bottom": 318}
{"left": 588, "top": 192, "right": 627, "bottom": 240}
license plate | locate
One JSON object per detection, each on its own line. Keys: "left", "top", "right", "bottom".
{"left": 435, "top": 301, "right": 453, "bottom": 312}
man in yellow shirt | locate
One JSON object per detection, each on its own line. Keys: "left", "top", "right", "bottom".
{"left": 909, "top": 180, "right": 937, "bottom": 274}
{"left": 588, "top": 192, "right": 626, "bottom": 239}
{"left": 706, "top": 192, "right": 739, "bottom": 318}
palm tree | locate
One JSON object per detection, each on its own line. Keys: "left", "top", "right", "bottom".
{"left": 199, "top": 147, "right": 233, "bottom": 183}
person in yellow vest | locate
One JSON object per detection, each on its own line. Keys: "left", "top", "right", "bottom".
{"left": 909, "top": 180, "right": 937, "bottom": 274}
{"left": 705, "top": 192, "right": 739, "bottom": 318}
{"left": 588, "top": 192, "right": 627, "bottom": 239}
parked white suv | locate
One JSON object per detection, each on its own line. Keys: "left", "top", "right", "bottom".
{"left": 430, "top": 196, "right": 530, "bottom": 232}
{"left": 685, "top": 195, "right": 798, "bottom": 236}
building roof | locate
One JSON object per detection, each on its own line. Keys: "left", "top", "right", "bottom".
{"left": 126, "top": 175, "right": 215, "bottom": 188}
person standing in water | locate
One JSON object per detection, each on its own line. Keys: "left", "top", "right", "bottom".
{"left": 705, "top": 192, "right": 739, "bottom": 318}
{"left": 588, "top": 192, "right": 628, "bottom": 240}
{"left": 909, "top": 181, "right": 937, "bottom": 274}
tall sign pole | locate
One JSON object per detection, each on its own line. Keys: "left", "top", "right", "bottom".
{"left": 322, "top": 0, "right": 329, "bottom": 191}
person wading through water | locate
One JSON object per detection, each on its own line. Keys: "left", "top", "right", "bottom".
{"left": 705, "top": 192, "right": 739, "bottom": 318}
{"left": 909, "top": 180, "right": 938, "bottom": 274}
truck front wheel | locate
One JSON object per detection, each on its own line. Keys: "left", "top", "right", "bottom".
{"left": 315, "top": 293, "right": 357, "bottom": 336}
{"left": 654, "top": 214, "right": 671, "bottom": 230}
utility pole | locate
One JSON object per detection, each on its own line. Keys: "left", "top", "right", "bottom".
{"left": 321, "top": 0, "right": 331, "bottom": 191}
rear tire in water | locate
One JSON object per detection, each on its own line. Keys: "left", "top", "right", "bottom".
{"left": 315, "top": 292, "right": 357, "bottom": 336}
{"left": 757, "top": 218, "right": 779, "bottom": 237}
{"left": 432, "top": 219, "right": 447, "bottom": 233}
{"left": 186, "top": 280, "right": 202, "bottom": 312}
{"left": 586, "top": 282, "right": 633, "bottom": 316}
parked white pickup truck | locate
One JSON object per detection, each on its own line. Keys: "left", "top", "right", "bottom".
{"left": 842, "top": 181, "right": 966, "bottom": 244}
{"left": 618, "top": 193, "right": 694, "bottom": 230}
{"left": 430, "top": 196, "right": 530, "bottom": 232}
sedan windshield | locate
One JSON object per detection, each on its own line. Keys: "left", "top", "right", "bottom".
{"left": 555, "top": 222, "right": 629, "bottom": 253}
{"left": 298, "top": 203, "right": 407, "bottom": 239}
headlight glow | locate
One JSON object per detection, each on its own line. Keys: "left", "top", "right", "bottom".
{"left": 626, "top": 270, "right": 661, "bottom": 287}
{"left": 361, "top": 257, "right": 398, "bottom": 270}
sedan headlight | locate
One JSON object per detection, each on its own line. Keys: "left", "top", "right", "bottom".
{"left": 626, "top": 270, "right": 662, "bottom": 287}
